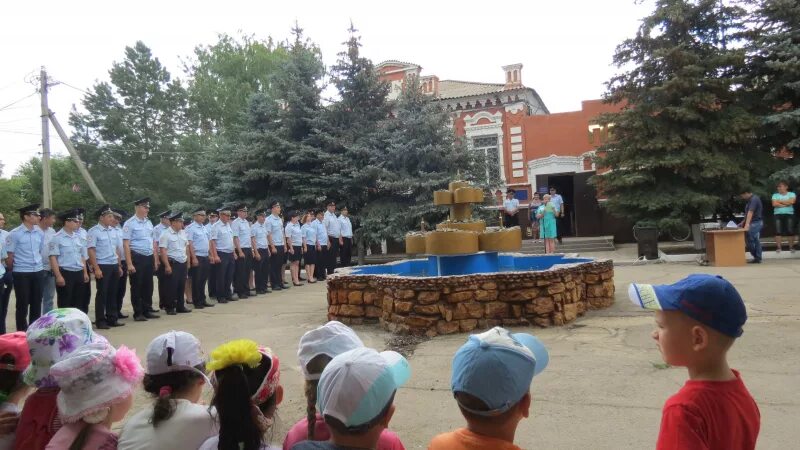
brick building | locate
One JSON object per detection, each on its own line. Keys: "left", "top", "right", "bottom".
{"left": 376, "top": 61, "right": 630, "bottom": 239}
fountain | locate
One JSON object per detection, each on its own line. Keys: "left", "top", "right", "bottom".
{"left": 327, "top": 180, "right": 615, "bottom": 337}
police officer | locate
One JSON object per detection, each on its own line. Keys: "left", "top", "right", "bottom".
{"left": 123, "top": 197, "right": 160, "bottom": 321}
{"left": 0, "top": 212, "right": 12, "bottom": 334}
{"left": 159, "top": 212, "right": 191, "bottom": 315}
{"left": 323, "top": 201, "right": 343, "bottom": 275}
{"left": 210, "top": 206, "right": 236, "bottom": 303}
{"left": 186, "top": 208, "right": 213, "bottom": 309}
{"left": 0, "top": 225, "right": 7, "bottom": 334}
{"left": 251, "top": 208, "right": 271, "bottom": 294}
{"left": 38, "top": 208, "right": 57, "bottom": 314}
{"left": 76, "top": 209, "right": 91, "bottom": 314}
{"left": 111, "top": 208, "right": 129, "bottom": 319}
{"left": 339, "top": 206, "right": 354, "bottom": 267}
{"left": 153, "top": 210, "right": 171, "bottom": 310}
{"left": 88, "top": 205, "right": 124, "bottom": 329}
{"left": 49, "top": 209, "right": 88, "bottom": 311}
{"left": 314, "top": 209, "right": 329, "bottom": 281}
{"left": 206, "top": 209, "right": 219, "bottom": 299}
{"left": 6, "top": 204, "right": 46, "bottom": 331}
{"left": 266, "top": 201, "right": 286, "bottom": 291}
{"left": 231, "top": 204, "right": 253, "bottom": 299}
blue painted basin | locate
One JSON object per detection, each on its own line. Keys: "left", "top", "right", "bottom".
{"left": 348, "top": 252, "right": 593, "bottom": 277}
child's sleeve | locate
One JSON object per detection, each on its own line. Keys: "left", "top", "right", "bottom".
{"left": 656, "top": 404, "right": 709, "bottom": 450}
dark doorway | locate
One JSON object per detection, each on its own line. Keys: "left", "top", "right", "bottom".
{"left": 546, "top": 175, "right": 574, "bottom": 237}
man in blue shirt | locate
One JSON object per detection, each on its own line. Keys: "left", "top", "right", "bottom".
{"left": 88, "top": 205, "right": 124, "bottom": 329}
{"left": 549, "top": 187, "right": 565, "bottom": 244}
{"left": 153, "top": 210, "right": 171, "bottom": 311}
{"left": 49, "top": 208, "right": 88, "bottom": 312}
{"left": 339, "top": 206, "right": 354, "bottom": 267}
{"left": 5, "top": 204, "right": 45, "bottom": 331}
{"left": 251, "top": 208, "right": 271, "bottom": 294}
{"left": 159, "top": 212, "right": 191, "bottom": 315}
{"left": 232, "top": 204, "right": 254, "bottom": 299}
{"left": 266, "top": 201, "right": 286, "bottom": 290}
{"left": 323, "top": 201, "right": 342, "bottom": 276}
{"left": 0, "top": 212, "right": 11, "bottom": 334}
{"left": 38, "top": 208, "right": 57, "bottom": 314}
{"left": 210, "top": 206, "right": 236, "bottom": 303}
{"left": 739, "top": 189, "right": 764, "bottom": 264}
{"left": 314, "top": 209, "right": 329, "bottom": 281}
{"left": 123, "top": 197, "right": 161, "bottom": 321}
{"left": 205, "top": 209, "right": 219, "bottom": 299}
{"left": 111, "top": 208, "right": 129, "bottom": 319}
{"left": 186, "top": 208, "right": 214, "bottom": 309}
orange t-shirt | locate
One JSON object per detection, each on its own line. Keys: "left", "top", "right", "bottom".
{"left": 428, "top": 428, "right": 521, "bottom": 450}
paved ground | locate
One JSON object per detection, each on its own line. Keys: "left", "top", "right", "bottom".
{"left": 5, "top": 259, "right": 799, "bottom": 449}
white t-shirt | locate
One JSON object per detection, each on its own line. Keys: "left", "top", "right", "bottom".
{"left": 198, "top": 435, "right": 280, "bottom": 450}
{"left": 0, "top": 402, "right": 19, "bottom": 450}
{"left": 118, "top": 399, "right": 217, "bottom": 450}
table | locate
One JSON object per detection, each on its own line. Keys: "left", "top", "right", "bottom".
{"left": 704, "top": 229, "right": 746, "bottom": 267}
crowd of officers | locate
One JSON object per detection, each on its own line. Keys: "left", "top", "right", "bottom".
{"left": 0, "top": 199, "right": 354, "bottom": 333}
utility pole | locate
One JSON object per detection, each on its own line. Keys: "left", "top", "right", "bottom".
{"left": 40, "top": 67, "right": 52, "bottom": 208}
{"left": 48, "top": 111, "right": 106, "bottom": 203}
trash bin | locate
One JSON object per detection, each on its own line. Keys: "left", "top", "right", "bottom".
{"left": 692, "top": 223, "right": 704, "bottom": 250}
{"left": 636, "top": 227, "right": 659, "bottom": 260}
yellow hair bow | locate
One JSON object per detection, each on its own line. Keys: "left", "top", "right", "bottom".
{"left": 207, "top": 339, "right": 262, "bottom": 372}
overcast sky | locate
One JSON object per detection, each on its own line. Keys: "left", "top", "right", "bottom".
{"left": 0, "top": 0, "right": 652, "bottom": 178}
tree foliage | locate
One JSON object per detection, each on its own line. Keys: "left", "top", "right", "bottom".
{"left": 592, "top": 0, "right": 765, "bottom": 228}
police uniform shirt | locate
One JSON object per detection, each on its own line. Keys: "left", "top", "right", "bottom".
{"left": 49, "top": 229, "right": 84, "bottom": 271}
{"left": 314, "top": 219, "right": 328, "bottom": 246}
{"left": 88, "top": 224, "right": 119, "bottom": 265}
{"left": 231, "top": 217, "right": 253, "bottom": 249}
{"left": 78, "top": 227, "right": 89, "bottom": 260}
{"left": 6, "top": 224, "right": 45, "bottom": 272}
{"left": 114, "top": 225, "right": 125, "bottom": 262}
{"left": 185, "top": 222, "right": 210, "bottom": 257}
{"left": 323, "top": 211, "right": 342, "bottom": 238}
{"left": 40, "top": 226, "right": 56, "bottom": 270}
{"left": 503, "top": 198, "right": 520, "bottom": 213}
{"left": 210, "top": 221, "right": 234, "bottom": 253}
{"left": 152, "top": 223, "right": 168, "bottom": 244}
{"left": 284, "top": 222, "right": 302, "bottom": 246}
{"left": 252, "top": 221, "right": 269, "bottom": 249}
{"left": 123, "top": 216, "right": 155, "bottom": 256}
{"left": 159, "top": 227, "right": 188, "bottom": 263}
{"left": 301, "top": 222, "right": 317, "bottom": 246}
{"left": 266, "top": 215, "right": 285, "bottom": 246}
{"left": 339, "top": 216, "right": 353, "bottom": 238}
{"left": 0, "top": 239, "right": 7, "bottom": 278}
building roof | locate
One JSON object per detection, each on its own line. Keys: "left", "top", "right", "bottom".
{"left": 437, "top": 80, "right": 507, "bottom": 100}
{"left": 376, "top": 60, "right": 420, "bottom": 70}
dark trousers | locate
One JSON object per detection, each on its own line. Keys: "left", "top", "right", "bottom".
{"left": 234, "top": 248, "right": 253, "bottom": 296}
{"left": 556, "top": 216, "right": 564, "bottom": 243}
{"left": 269, "top": 246, "right": 285, "bottom": 289}
{"left": 94, "top": 264, "right": 119, "bottom": 324}
{"left": 79, "top": 263, "right": 91, "bottom": 314}
{"left": 0, "top": 272, "right": 12, "bottom": 334}
{"left": 341, "top": 237, "right": 353, "bottom": 267}
{"left": 216, "top": 252, "right": 235, "bottom": 300}
{"left": 327, "top": 237, "right": 340, "bottom": 275}
{"left": 255, "top": 248, "right": 270, "bottom": 291}
{"left": 165, "top": 259, "right": 187, "bottom": 311}
{"left": 156, "top": 263, "right": 167, "bottom": 309}
{"left": 13, "top": 271, "right": 44, "bottom": 331}
{"left": 191, "top": 256, "right": 210, "bottom": 305}
{"left": 116, "top": 262, "right": 128, "bottom": 315}
{"left": 503, "top": 214, "right": 519, "bottom": 228}
{"left": 208, "top": 259, "right": 218, "bottom": 298}
{"left": 315, "top": 245, "right": 328, "bottom": 280}
{"left": 129, "top": 252, "right": 154, "bottom": 317}
{"left": 56, "top": 269, "right": 84, "bottom": 309}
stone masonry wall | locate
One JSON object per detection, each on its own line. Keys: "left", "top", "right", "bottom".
{"left": 326, "top": 260, "right": 615, "bottom": 337}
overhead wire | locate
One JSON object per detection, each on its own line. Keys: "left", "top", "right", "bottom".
{"left": 0, "top": 92, "right": 37, "bottom": 112}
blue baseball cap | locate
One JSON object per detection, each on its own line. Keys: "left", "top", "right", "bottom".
{"left": 451, "top": 327, "right": 549, "bottom": 416}
{"left": 628, "top": 274, "right": 747, "bottom": 337}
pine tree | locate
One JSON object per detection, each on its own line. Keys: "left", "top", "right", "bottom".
{"left": 747, "top": 0, "right": 800, "bottom": 182}
{"left": 592, "top": 0, "right": 761, "bottom": 230}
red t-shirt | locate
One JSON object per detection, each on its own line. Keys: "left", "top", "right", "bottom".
{"left": 15, "top": 388, "right": 62, "bottom": 450}
{"left": 657, "top": 370, "right": 760, "bottom": 450}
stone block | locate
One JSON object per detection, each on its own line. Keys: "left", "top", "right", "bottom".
{"left": 459, "top": 319, "right": 479, "bottom": 332}
{"left": 536, "top": 279, "right": 552, "bottom": 286}
{"left": 405, "top": 315, "right": 439, "bottom": 328}
{"left": 381, "top": 296, "right": 393, "bottom": 313}
{"left": 397, "top": 289, "right": 416, "bottom": 299}
{"left": 347, "top": 291, "right": 363, "bottom": 304}
{"left": 532, "top": 316, "right": 552, "bottom": 327}
{"left": 481, "top": 282, "right": 497, "bottom": 290}
{"left": 348, "top": 282, "right": 368, "bottom": 289}
{"left": 547, "top": 283, "right": 566, "bottom": 294}
{"left": 337, "top": 290, "right": 349, "bottom": 304}
{"left": 563, "top": 303, "right": 578, "bottom": 322}
{"left": 363, "top": 291, "right": 378, "bottom": 305}
{"left": 584, "top": 273, "right": 600, "bottom": 283}
{"left": 437, "top": 320, "right": 461, "bottom": 335}
{"left": 394, "top": 301, "right": 414, "bottom": 314}
{"left": 328, "top": 305, "right": 339, "bottom": 315}
{"left": 529, "top": 297, "right": 555, "bottom": 315}
{"left": 485, "top": 302, "right": 509, "bottom": 319}
{"left": 365, "top": 306, "right": 382, "bottom": 318}
{"left": 511, "top": 304, "right": 523, "bottom": 318}
{"left": 438, "top": 304, "right": 454, "bottom": 322}
{"left": 390, "top": 313, "right": 407, "bottom": 324}
{"left": 454, "top": 302, "right": 484, "bottom": 320}
{"left": 446, "top": 291, "right": 474, "bottom": 303}
{"left": 503, "top": 289, "right": 537, "bottom": 302}
{"left": 479, "top": 319, "right": 503, "bottom": 329}
{"left": 338, "top": 305, "right": 364, "bottom": 317}
{"left": 588, "top": 297, "right": 614, "bottom": 309}
{"left": 475, "top": 290, "right": 499, "bottom": 302}
{"left": 417, "top": 291, "right": 441, "bottom": 304}
{"left": 601, "top": 270, "right": 614, "bottom": 280}
{"left": 576, "top": 302, "right": 587, "bottom": 314}
{"left": 587, "top": 285, "right": 605, "bottom": 298}
{"left": 552, "top": 312, "right": 566, "bottom": 326}
{"left": 413, "top": 304, "right": 441, "bottom": 315}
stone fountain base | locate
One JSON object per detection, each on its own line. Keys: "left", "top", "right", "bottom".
{"left": 326, "top": 259, "right": 615, "bottom": 337}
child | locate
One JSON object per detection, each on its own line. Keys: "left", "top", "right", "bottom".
{"left": 0, "top": 332, "right": 32, "bottom": 450}
{"left": 290, "top": 347, "right": 410, "bottom": 450}
{"left": 45, "top": 340, "right": 143, "bottom": 449}
{"left": 118, "top": 331, "right": 217, "bottom": 450}
{"left": 15, "top": 308, "right": 107, "bottom": 450}
{"left": 628, "top": 274, "right": 760, "bottom": 449}
{"left": 198, "top": 339, "right": 283, "bottom": 450}
{"left": 428, "top": 326, "right": 549, "bottom": 450}
{"left": 283, "top": 321, "right": 404, "bottom": 450}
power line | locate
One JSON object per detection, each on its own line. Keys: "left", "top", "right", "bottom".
{"left": 58, "top": 81, "right": 90, "bottom": 95}
{"left": 0, "top": 92, "right": 37, "bottom": 112}
{"left": 0, "top": 129, "right": 40, "bottom": 136}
